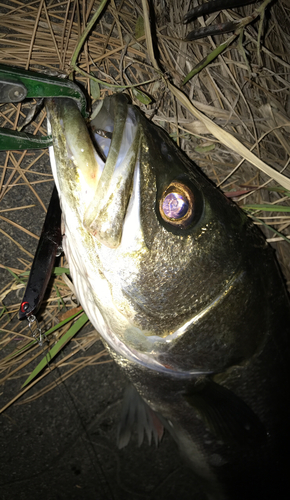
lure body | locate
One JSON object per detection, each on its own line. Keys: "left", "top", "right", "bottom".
{"left": 19, "top": 185, "right": 62, "bottom": 320}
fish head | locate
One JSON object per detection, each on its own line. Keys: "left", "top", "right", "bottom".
{"left": 46, "top": 94, "right": 267, "bottom": 375}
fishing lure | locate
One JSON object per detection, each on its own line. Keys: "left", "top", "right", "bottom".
{"left": 19, "top": 186, "right": 62, "bottom": 335}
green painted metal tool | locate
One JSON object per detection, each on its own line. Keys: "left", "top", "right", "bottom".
{"left": 0, "top": 64, "right": 88, "bottom": 151}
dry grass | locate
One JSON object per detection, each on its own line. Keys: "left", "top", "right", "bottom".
{"left": 1, "top": 0, "right": 290, "bottom": 409}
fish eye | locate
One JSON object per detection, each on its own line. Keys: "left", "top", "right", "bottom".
{"left": 159, "top": 182, "right": 194, "bottom": 227}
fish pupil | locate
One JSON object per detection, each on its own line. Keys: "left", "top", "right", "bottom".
{"left": 163, "top": 192, "right": 188, "bottom": 219}
{"left": 159, "top": 181, "right": 196, "bottom": 228}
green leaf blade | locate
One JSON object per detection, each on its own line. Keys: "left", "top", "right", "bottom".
{"left": 22, "top": 312, "right": 88, "bottom": 387}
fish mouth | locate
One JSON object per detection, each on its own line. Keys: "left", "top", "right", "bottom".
{"left": 84, "top": 94, "right": 142, "bottom": 248}
{"left": 47, "top": 94, "right": 142, "bottom": 249}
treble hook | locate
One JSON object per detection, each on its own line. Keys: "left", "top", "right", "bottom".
{"left": 27, "top": 314, "right": 45, "bottom": 347}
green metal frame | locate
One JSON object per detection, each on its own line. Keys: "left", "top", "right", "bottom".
{"left": 0, "top": 64, "right": 88, "bottom": 151}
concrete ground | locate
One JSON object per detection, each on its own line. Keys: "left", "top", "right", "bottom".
{"left": 0, "top": 338, "right": 202, "bottom": 500}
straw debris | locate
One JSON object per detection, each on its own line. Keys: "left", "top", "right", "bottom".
{"left": 1, "top": 0, "right": 290, "bottom": 407}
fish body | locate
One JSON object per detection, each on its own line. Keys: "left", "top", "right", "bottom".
{"left": 46, "top": 95, "right": 290, "bottom": 500}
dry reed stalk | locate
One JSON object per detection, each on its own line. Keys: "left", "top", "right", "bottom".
{"left": 0, "top": 0, "right": 290, "bottom": 407}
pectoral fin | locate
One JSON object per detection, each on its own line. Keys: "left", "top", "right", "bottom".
{"left": 117, "top": 384, "right": 164, "bottom": 449}
{"left": 184, "top": 378, "right": 267, "bottom": 445}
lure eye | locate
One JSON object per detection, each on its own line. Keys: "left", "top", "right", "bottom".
{"left": 159, "top": 182, "right": 194, "bottom": 227}
{"left": 20, "top": 301, "right": 30, "bottom": 313}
